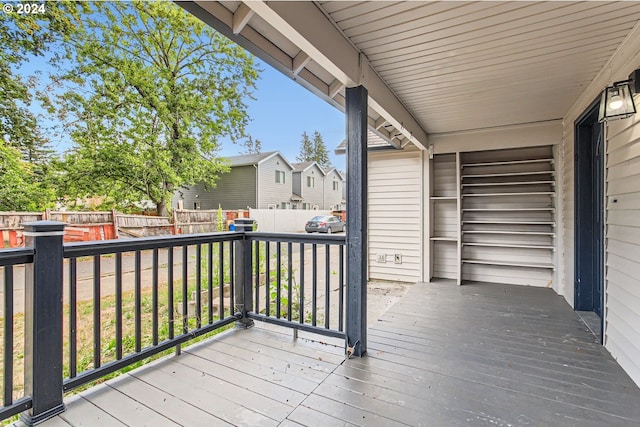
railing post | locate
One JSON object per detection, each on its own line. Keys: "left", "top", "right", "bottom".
{"left": 20, "top": 221, "right": 66, "bottom": 425}
{"left": 234, "top": 218, "right": 255, "bottom": 329}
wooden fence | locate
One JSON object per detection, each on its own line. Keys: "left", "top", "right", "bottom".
{"left": 1, "top": 209, "right": 245, "bottom": 247}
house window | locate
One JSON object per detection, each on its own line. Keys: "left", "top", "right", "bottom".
{"left": 275, "top": 170, "right": 285, "bottom": 184}
{"left": 302, "top": 202, "right": 310, "bottom": 210}
{"left": 281, "top": 202, "right": 290, "bottom": 209}
{"left": 333, "top": 181, "right": 339, "bottom": 191}
{"left": 307, "top": 176, "right": 314, "bottom": 187}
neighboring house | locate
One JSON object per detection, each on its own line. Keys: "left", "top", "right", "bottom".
{"left": 322, "top": 167, "right": 345, "bottom": 210}
{"left": 291, "top": 162, "right": 326, "bottom": 209}
{"left": 172, "top": 151, "right": 294, "bottom": 210}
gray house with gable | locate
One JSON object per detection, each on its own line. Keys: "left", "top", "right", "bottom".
{"left": 173, "top": 151, "right": 295, "bottom": 210}
{"left": 291, "top": 161, "right": 326, "bottom": 209}
{"left": 323, "top": 167, "right": 345, "bottom": 210}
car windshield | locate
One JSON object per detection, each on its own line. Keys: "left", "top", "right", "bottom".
{"left": 310, "top": 216, "right": 326, "bottom": 221}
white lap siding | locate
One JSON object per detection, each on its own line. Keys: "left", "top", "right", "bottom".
{"left": 368, "top": 150, "right": 423, "bottom": 282}
{"left": 604, "top": 114, "right": 640, "bottom": 384}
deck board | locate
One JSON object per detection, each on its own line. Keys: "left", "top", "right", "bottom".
{"left": 22, "top": 281, "right": 640, "bottom": 427}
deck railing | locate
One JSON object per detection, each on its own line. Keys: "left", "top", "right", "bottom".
{"left": 246, "top": 232, "right": 346, "bottom": 338}
{"left": 0, "top": 219, "right": 347, "bottom": 425}
{"left": 0, "top": 248, "right": 34, "bottom": 421}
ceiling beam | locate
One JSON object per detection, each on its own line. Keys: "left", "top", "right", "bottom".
{"left": 328, "top": 80, "right": 344, "bottom": 99}
{"left": 232, "top": 3, "right": 253, "bottom": 35}
{"left": 292, "top": 51, "right": 311, "bottom": 76}
{"left": 374, "top": 117, "right": 387, "bottom": 130}
{"left": 241, "top": 1, "right": 428, "bottom": 148}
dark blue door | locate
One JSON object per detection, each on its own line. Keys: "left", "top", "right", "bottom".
{"left": 574, "top": 102, "right": 604, "bottom": 323}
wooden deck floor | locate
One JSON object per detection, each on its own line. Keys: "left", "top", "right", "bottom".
{"left": 20, "top": 281, "right": 640, "bottom": 426}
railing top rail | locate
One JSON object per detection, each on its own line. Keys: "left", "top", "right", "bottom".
{"left": 0, "top": 247, "right": 34, "bottom": 266}
{"left": 63, "top": 231, "right": 244, "bottom": 258}
{"left": 246, "top": 231, "right": 346, "bottom": 244}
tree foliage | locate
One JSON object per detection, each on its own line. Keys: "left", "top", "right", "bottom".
{"left": 312, "top": 131, "right": 330, "bottom": 168}
{"left": 296, "top": 131, "right": 313, "bottom": 162}
{"left": 296, "top": 130, "right": 330, "bottom": 167}
{"left": 0, "top": 143, "right": 58, "bottom": 210}
{"left": 240, "top": 135, "right": 262, "bottom": 155}
{"left": 0, "top": 1, "right": 80, "bottom": 210}
{"left": 56, "top": 1, "right": 259, "bottom": 215}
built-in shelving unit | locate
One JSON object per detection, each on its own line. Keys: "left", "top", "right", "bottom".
{"left": 429, "top": 146, "right": 557, "bottom": 287}
{"left": 460, "top": 146, "right": 556, "bottom": 287}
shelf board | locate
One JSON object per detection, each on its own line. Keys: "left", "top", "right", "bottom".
{"left": 462, "top": 181, "right": 554, "bottom": 188}
{"left": 430, "top": 196, "right": 457, "bottom": 200}
{"left": 463, "top": 242, "right": 555, "bottom": 250}
{"left": 462, "top": 171, "right": 554, "bottom": 179}
{"left": 430, "top": 236, "right": 458, "bottom": 241}
{"left": 462, "top": 259, "right": 555, "bottom": 269}
{"left": 462, "top": 208, "right": 555, "bottom": 212}
{"left": 462, "top": 230, "right": 555, "bottom": 236}
{"left": 462, "top": 192, "right": 555, "bottom": 197}
{"left": 462, "top": 158, "right": 554, "bottom": 168}
{"left": 462, "top": 220, "right": 555, "bottom": 225}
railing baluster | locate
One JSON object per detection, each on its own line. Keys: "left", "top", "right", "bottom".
{"left": 207, "top": 242, "right": 213, "bottom": 324}
{"left": 181, "top": 245, "right": 188, "bottom": 334}
{"left": 254, "top": 241, "right": 260, "bottom": 314}
{"left": 299, "top": 243, "right": 304, "bottom": 324}
{"left": 339, "top": 244, "right": 345, "bottom": 332}
{"left": 69, "top": 259, "right": 77, "bottom": 377}
{"left": 312, "top": 243, "right": 317, "bottom": 326}
{"left": 276, "top": 242, "right": 281, "bottom": 318}
{"left": 218, "top": 241, "right": 224, "bottom": 319}
{"left": 3, "top": 266, "right": 13, "bottom": 406}
{"left": 195, "top": 244, "right": 202, "bottom": 328}
{"left": 167, "top": 247, "right": 174, "bottom": 340}
{"left": 135, "top": 250, "right": 142, "bottom": 352}
{"left": 152, "top": 248, "right": 159, "bottom": 345}
{"left": 325, "top": 244, "right": 330, "bottom": 329}
{"left": 93, "top": 255, "right": 101, "bottom": 368}
{"left": 229, "top": 241, "right": 235, "bottom": 315}
{"left": 115, "top": 253, "right": 122, "bottom": 360}
{"left": 265, "top": 241, "right": 270, "bottom": 317}
{"left": 287, "top": 242, "right": 292, "bottom": 322}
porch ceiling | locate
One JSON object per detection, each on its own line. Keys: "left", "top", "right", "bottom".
{"left": 183, "top": 1, "right": 640, "bottom": 147}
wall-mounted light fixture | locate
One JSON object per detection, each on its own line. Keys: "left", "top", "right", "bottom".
{"left": 598, "top": 69, "right": 639, "bottom": 122}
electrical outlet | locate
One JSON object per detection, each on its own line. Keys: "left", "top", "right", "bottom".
{"left": 376, "top": 254, "right": 386, "bottom": 263}
{"left": 394, "top": 254, "right": 402, "bottom": 264}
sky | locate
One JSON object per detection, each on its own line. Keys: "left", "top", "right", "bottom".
{"left": 220, "top": 58, "right": 347, "bottom": 171}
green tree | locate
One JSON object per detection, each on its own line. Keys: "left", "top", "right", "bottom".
{"left": 0, "top": 143, "right": 57, "bottom": 211}
{"left": 0, "top": 1, "right": 80, "bottom": 209}
{"left": 296, "top": 131, "right": 313, "bottom": 162}
{"left": 240, "top": 135, "right": 262, "bottom": 155}
{"left": 296, "top": 130, "right": 330, "bottom": 168}
{"left": 56, "top": 1, "right": 259, "bottom": 215}
{"left": 312, "top": 130, "right": 330, "bottom": 168}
